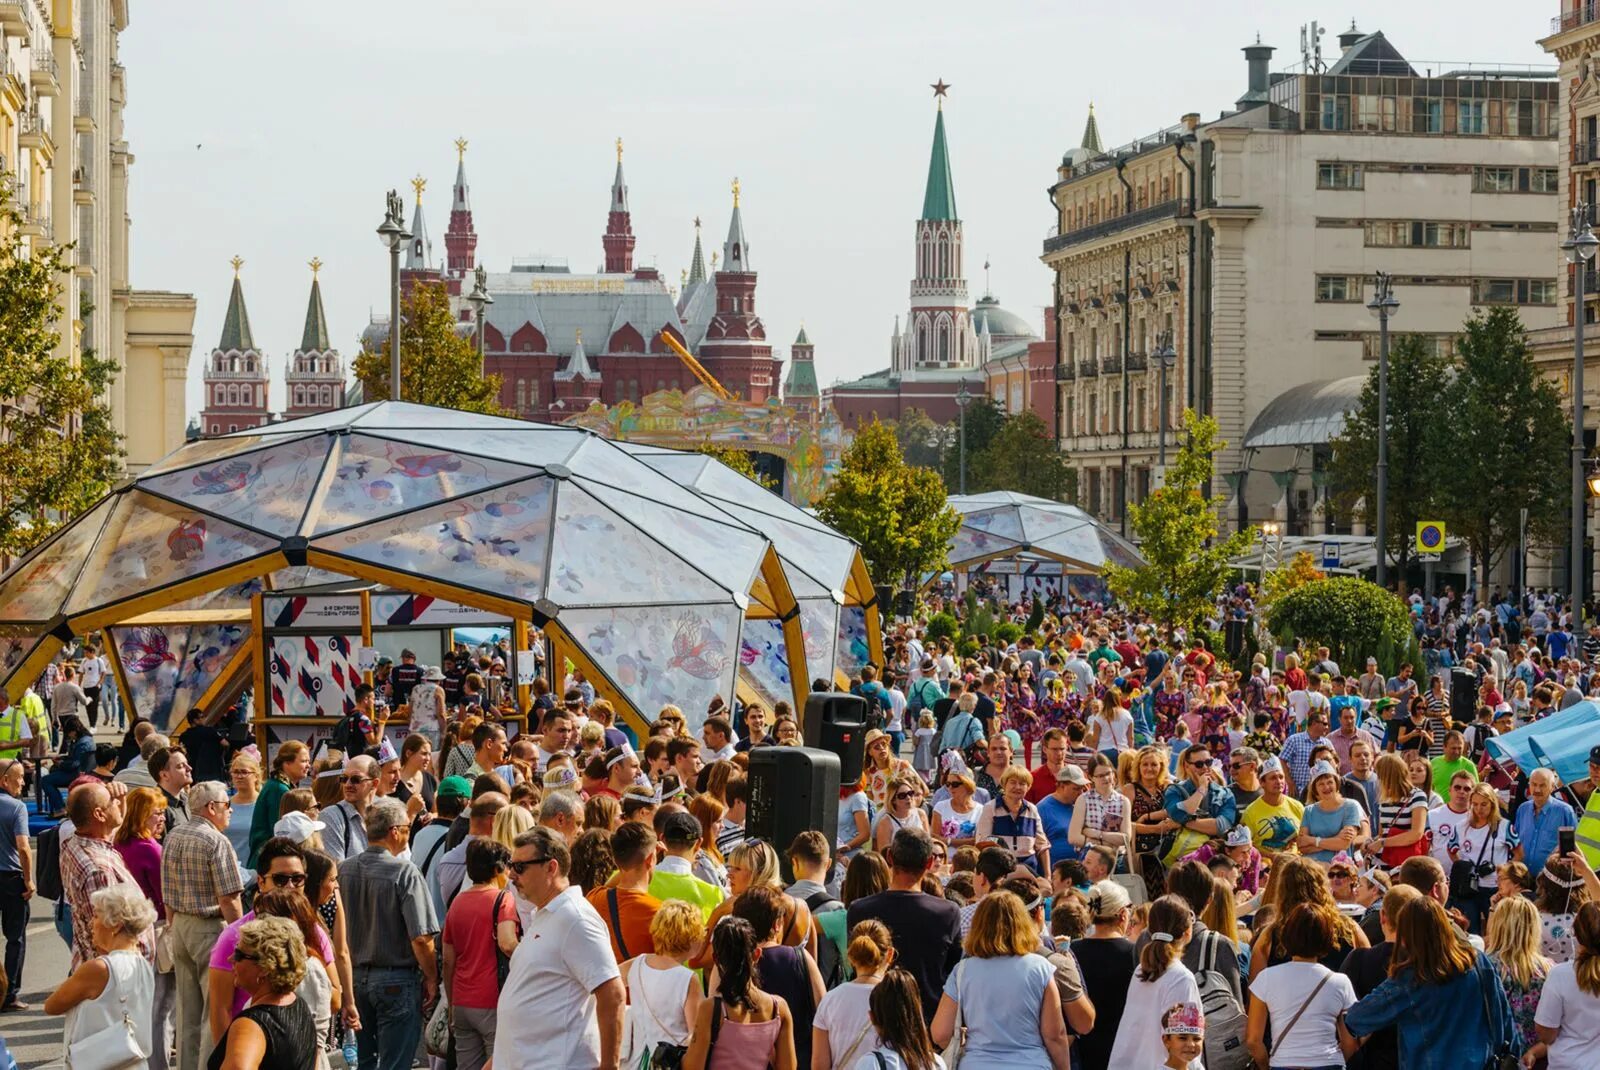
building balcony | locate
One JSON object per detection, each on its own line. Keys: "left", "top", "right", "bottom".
{"left": 1552, "top": 2, "right": 1600, "bottom": 36}
{"left": 72, "top": 167, "right": 91, "bottom": 205}
{"left": 18, "top": 111, "right": 49, "bottom": 152}
{"left": 0, "top": 2, "right": 25, "bottom": 35}
{"left": 1126, "top": 351, "right": 1149, "bottom": 372}
{"left": 1055, "top": 362, "right": 1075, "bottom": 382}
{"left": 29, "top": 51, "right": 57, "bottom": 97}
{"left": 1571, "top": 268, "right": 1600, "bottom": 297}
{"left": 1043, "top": 199, "right": 1188, "bottom": 257}
{"left": 1102, "top": 353, "right": 1124, "bottom": 374}
{"left": 1577, "top": 138, "right": 1600, "bottom": 166}
{"left": 1078, "top": 358, "right": 1099, "bottom": 377}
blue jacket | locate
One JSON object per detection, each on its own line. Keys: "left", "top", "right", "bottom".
{"left": 1161, "top": 778, "right": 1238, "bottom": 835}
{"left": 1344, "top": 952, "right": 1513, "bottom": 1070}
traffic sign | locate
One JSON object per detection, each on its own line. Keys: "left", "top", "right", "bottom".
{"left": 1416, "top": 520, "right": 1445, "bottom": 555}
{"left": 1321, "top": 542, "right": 1341, "bottom": 569}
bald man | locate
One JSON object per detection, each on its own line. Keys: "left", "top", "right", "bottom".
{"left": 322, "top": 755, "right": 378, "bottom": 863}
{"left": 59, "top": 782, "right": 149, "bottom": 969}
{"left": 1514, "top": 766, "right": 1578, "bottom": 873}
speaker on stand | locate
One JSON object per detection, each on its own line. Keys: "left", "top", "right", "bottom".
{"left": 745, "top": 746, "right": 842, "bottom": 884}
{"left": 804, "top": 692, "right": 868, "bottom": 784}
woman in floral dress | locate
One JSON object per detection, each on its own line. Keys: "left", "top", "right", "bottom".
{"left": 1483, "top": 895, "right": 1552, "bottom": 1056}
{"left": 1005, "top": 662, "right": 1042, "bottom": 766}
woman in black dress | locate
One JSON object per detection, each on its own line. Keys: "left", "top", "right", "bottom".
{"left": 208, "top": 917, "right": 319, "bottom": 1070}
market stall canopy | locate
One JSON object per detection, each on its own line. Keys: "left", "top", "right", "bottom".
{"left": 1484, "top": 700, "right": 1600, "bottom": 787}
{"left": 944, "top": 491, "right": 1144, "bottom": 576}
{"left": 0, "top": 402, "right": 848, "bottom": 727}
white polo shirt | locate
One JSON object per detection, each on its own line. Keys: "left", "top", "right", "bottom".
{"left": 493, "top": 883, "right": 619, "bottom": 1069}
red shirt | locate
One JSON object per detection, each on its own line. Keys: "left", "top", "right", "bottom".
{"left": 441, "top": 885, "right": 519, "bottom": 1009}
{"left": 1027, "top": 765, "right": 1058, "bottom": 804}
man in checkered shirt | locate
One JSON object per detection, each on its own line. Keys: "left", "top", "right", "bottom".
{"left": 59, "top": 780, "right": 153, "bottom": 970}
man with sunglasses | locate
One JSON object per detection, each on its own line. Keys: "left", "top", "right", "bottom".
{"left": 496, "top": 827, "right": 623, "bottom": 1070}
{"left": 1161, "top": 743, "right": 1239, "bottom": 865}
{"left": 321, "top": 754, "right": 377, "bottom": 864}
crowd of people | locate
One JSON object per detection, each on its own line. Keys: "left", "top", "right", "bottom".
{"left": 5, "top": 584, "right": 1600, "bottom": 1069}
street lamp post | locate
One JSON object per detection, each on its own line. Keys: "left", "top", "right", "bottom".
{"left": 1154, "top": 331, "right": 1177, "bottom": 470}
{"left": 466, "top": 264, "right": 493, "bottom": 377}
{"left": 1261, "top": 520, "right": 1282, "bottom": 574}
{"left": 956, "top": 381, "right": 972, "bottom": 496}
{"left": 377, "top": 191, "right": 411, "bottom": 400}
{"left": 1366, "top": 272, "right": 1400, "bottom": 591}
{"left": 1562, "top": 204, "right": 1599, "bottom": 626}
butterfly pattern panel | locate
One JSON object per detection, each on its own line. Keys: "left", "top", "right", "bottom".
{"left": 548, "top": 484, "right": 729, "bottom": 608}
{"left": 112, "top": 621, "right": 253, "bottom": 731}
{"left": 738, "top": 617, "right": 791, "bottom": 711}
{"left": 313, "top": 435, "right": 537, "bottom": 534}
{"left": 313, "top": 478, "right": 555, "bottom": 604}
{"left": 0, "top": 496, "right": 113, "bottom": 623}
{"left": 267, "top": 633, "right": 360, "bottom": 719}
{"left": 836, "top": 605, "right": 870, "bottom": 680}
{"left": 140, "top": 433, "right": 329, "bottom": 537}
{"left": 64, "top": 493, "right": 278, "bottom": 617}
{"left": 562, "top": 603, "right": 740, "bottom": 734}
{"left": 799, "top": 598, "right": 840, "bottom": 684}
{"left": 0, "top": 630, "right": 43, "bottom": 688}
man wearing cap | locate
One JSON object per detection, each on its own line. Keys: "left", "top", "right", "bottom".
{"left": 1242, "top": 756, "right": 1304, "bottom": 856}
{"left": 649, "top": 811, "right": 724, "bottom": 919}
{"left": 414, "top": 776, "right": 470, "bottom": 888}
{"left": 1358, "top": 657, "right": 1386, "bottom": 701}
{"left": 390, "top": 649, "right": 423, "bottom": 708}
{"left": 1071, "top": 879, "right": 1137, "bottom": 1070}
{"left": 1038, "top": 764, "right": 1089, "bottom": 868}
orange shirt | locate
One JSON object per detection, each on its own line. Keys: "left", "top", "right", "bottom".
{"left": 585, "top": 886, "right": 660, "bottom": 962}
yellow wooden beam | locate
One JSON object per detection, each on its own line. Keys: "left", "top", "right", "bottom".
{"left": 513, "top": 618, "right": 531, "bottom": 714}
{"left": 359, "top": 590, "right": 374, "bottom": 687}
{"left": 120, "top": 608, "right": 252, "bottom": 627}
{"left": 68, "top": 554, "right": 286, "bottom": 634}
{"left": 3, "top": 635, "right": 61, "bottom": 703}
{"left": 100, "top": 628, "right": 136, "bottom": 723}
{"left": 545, "top": 618, "right": 652, "bottom": 739}
{"left": 193, "top": 635, "right": 255, "bottom": 720}
{"left": 758, "top": 545, "right": 809, "bottom": 714}
{"left": 252, "top": 591, "right": 268, "bottom": 753}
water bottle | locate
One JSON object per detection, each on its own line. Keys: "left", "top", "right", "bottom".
{"left": 341, "top": 1029, "right": 357, "bottom": 1069}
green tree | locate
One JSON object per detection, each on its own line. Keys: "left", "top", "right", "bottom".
{"left": 889, "top": 407, "right": 950, "bottom": 472}
{"left": 1432, "top": 308, "right": 1567, "bottom": 596}
{"left": 353, "top": 281, "right": 505, "bottom": 414}
{"left": 815, "top": 421, "right": 961, "bottom": 592}
{"left": 969, "top": 409, "right": 1076, "bottom": 502}
{"left": 1266, "top": 576, "right": 1415, "bottom": 675}
{"left": 0, "top": 207, "right": 123, "bottom": 556}
{"left": 1327, "top": 333, "right": 1451, "bottom": 579}
{"left": 1104, "top": 410, "right": 1254, "bottom": 632}
{"left": 942, "top": 394, "right": 1004, "bottom": 491}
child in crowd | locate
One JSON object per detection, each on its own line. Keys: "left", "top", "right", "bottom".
{"left": 912, "top": 711, "right": 938, "bottom": 784}
{"left": 1159, "top": 1002, "right": 1206, "bottom": 1070}
{"left": 619, "top": 900, "right": 705, "bottom": 1067}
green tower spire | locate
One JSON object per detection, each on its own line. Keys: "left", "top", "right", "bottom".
{"left": 300, "top": 260, "right": 331, "bottom": 351}
{"left": 921, "top": 83, "right": 958, "bottom": 221}
{"left": 218, "top": 256, "right": 255, "bottom": 351}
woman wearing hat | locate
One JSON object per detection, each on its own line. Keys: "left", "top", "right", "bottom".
{"left": 859, "top": 728, "right": 915, "bottom": 812}
{"left": 407, "top": 666, "right": 448, "bottom": 750}
{"left": 1297, "top": 760, "right": 1368, "bottom": 864}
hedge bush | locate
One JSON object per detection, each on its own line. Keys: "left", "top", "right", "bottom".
{"left": 1265, "top": 576, "right": 1414, "bottom": 676}
{"left": 925, "top": 612, "right": 960, "bottom": 644}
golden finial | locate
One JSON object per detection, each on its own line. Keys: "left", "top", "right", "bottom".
{"left": 731, "top": 177, "right": 740, "bottom": 208}
{"left": 308, "top": 257, "right": 322, "bottom": 278}
{"left": 575, "top": 328, "right": 583, "bottom": 343}
{"left": 411, "top": 174, "right": 427, "bottom": 202}
{"left": 616, "top": 137, "right": 623, "bottom": 162}
{"left": 454, "top": 137, "right": 468, "bottom": 161}
{"left": 229, "top": 255, "right": 244, "bottom": 277}
{"left": 711, "top": 250, "right": 719, "bottom": 268}
{"left": 681, "top": 268, "right": 688, "bottom": 285}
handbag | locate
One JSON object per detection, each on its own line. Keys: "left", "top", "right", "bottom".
{"left": 1379, "top": 797, "right": 1432, "bottom": 868}
{"left": 943, "top": 960, "right": 968, "bottom": 1070}
{"left": 67, "top": 958, "right": 148, "bottom": 1070}
{"left": 423, "top": 995, "right": 451, "bottom": 1058}
{"left": 1267, "top": 972, "right": 1330, "bottom": 1062}
{"left": 153, "top": 920, "right": 174, "bottom": 975}
{"left": 1450, "top": 825, "right": 1495, "bottom": 901}
{"left": 1476, "top": 960, "right": 1518, "bottom": 1070}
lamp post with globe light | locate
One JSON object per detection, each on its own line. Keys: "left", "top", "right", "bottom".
{"left": 377, "top": 191, "right": 411, "bottom": 399}
{"left": 956, "top": 380, "right": 972, "bottom": 495}
{"left": 1563, "top": 203, "right": 1599, "bottom": 626}
{"left": 1366, "top": 272, "right": 1399, "bottom": 590}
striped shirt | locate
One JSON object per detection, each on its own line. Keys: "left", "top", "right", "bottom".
{"left": 1378, "top": 788, "right": 1429, "bottom": 842}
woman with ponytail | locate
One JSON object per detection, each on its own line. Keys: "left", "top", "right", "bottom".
{"left": 684, "top": 916, "right": 797, "bottom": 1070}
{"left": 812, "top": 920, "right": 895, "bottom": 1068}
{"left": 1108, "top": 895, "right": 1201, "bottom": 1069}
{"left": 853, "top": 969, "right": 944, "bottom": 1070}
{"left": 1525, "top": 900, "right": 1600, "bottom": 1068}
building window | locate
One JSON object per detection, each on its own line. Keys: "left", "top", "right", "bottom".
{"left": 229, "top": 424, "right": 238, "bottom": 433}
{"left": 294, "top": 387, "right": 304, "bottom": 407}
{"left": 528, "top": 380, "right": 539, "bottom": 409}
{"left": 1475, "top": 166, "right": 1516, "bottom": 193}
{"left": 1317, "top": 162, "right": 1363, "bottom": 190}
{"left": 1110, "top": 388, "right": 1120, "bottom": 433}
{"left": 210, "top": 423, "right": 219, "bottom": 435}
{"left": 1064, "top": 397, "right": 1074, "bottom": 436}
{"left": 1363, "top": 220, "right": 1469, "bottom": 248}
{"left": 1471, "top": 277, "right": 1557, "bottom": 306}
{"left": 1458, "top": 101, "right": 1485, "bottom": 135}
{"left": 516, "top": 379, "right": 526, "bottom": 412}
{"left": 1315, "top": 275, "right": 1361, "bottom": 302}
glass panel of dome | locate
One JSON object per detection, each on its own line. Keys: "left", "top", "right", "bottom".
{"left": 1015, "top": 504, "right": 1096, "bottom": 544}
{"left": 837, "top": 605, "right": 870, "bottom": 679}
{"left": 800, "top": 597, "right": 839, "bottom": 682}
{"left": 111, "top": 620, "right": 253, "bottom": 731}
{"left": 739, "top": 617, "right": 792, "bottom": 710}
{"left": 950, "top": 526, "right": 1020, "bottom": 565}
{"left": 715, "top": 500, "right": 852, "bottom": 594}
{"left": 568, "top": 438, "right": 750, "bottom": 529}
{"left": 141, "top": 434, "right": 330, "bottom": 537}
{"left": 312, "top": 477, "right": 555, "bottom": 605}
{"left": 361, "top": 427, "right": 589, "bottom": 472}
{"left": 960, "top": 506, "right": 1026, "bottom": 542}
{"left": 143, "top": 431, "right": 320, "bottom": 478}
{"left": 569, "top": 479, "right": 765, "bottom": 599}
{"left": 351, "top": 402, "right": 534, "bottom": 431}
{"left": 0, "top": 629, "right": 42, "bottom": 683}
{"left": 260, "top": 403, "right": 380, "bottom": 434}
{"left": 165, "top": 576, "right": 268, "bottom": 615}
{"left": 265, "top": 567, "right": 353, "bottom": 591}
{"left": 548, "top": 484, "right": 729, "bottom": 608}
{"left": 561, "top": 602, "right": 739, "bottom": 734}
{"left": 0, "top": 496, "right": 113, "bottom": 622}
{"left": 65, "top": 492, "right": 279, "bottom": 617}
{"left": 313, "top": 434, "right": 539, "bottom": 535}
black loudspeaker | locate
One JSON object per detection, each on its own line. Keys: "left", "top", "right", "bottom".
{"left": 804, "top": 692, "right": 868, "bottom": 784}
{"left": 1450, "top": 666, "right": 1477, "bottom": 726}
{"left": 746, "top": 746, "right": 842, "bottom": 884}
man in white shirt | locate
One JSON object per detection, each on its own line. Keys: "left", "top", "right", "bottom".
{"left": 495, "top": 827, "right": 622, "bottom": 1070}
{"left": 1062, "top": 649, "right": 1094, "bottom": 695}
{"left": 1427, "top": 771, "right": 1477, "bottom": 869}
{"left": 702, "top": 715, "right": 738, "bottom": 764}
{"left": 78, "top": 646, "right": 107, "bottom": 729}
{"left": 534, "top": 708, "right": 578, "bottom": 773}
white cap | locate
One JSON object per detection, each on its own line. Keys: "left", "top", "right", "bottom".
{"left": 274, "top": 811, "right": 325, "bottom": 844}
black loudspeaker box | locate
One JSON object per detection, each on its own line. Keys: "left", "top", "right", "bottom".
{"left": 804, "top": 692, "right": 867, "bottom": 784}
{"left": 745, "top": 746, "right": 842, "bottom": 884}
{"left": 1450, "top": 666, "right": 1477, "bottom": 726}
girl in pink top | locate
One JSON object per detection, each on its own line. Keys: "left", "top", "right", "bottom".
{"left": 684, "top": 916, "right": 796, "bottom": 1070}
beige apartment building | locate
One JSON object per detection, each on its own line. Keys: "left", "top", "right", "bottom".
{"left": 1048, "top": 27, "right": 1561, "bottom": 538}
{"left": 1, "top": 0, "right": 193, "bottom": 473}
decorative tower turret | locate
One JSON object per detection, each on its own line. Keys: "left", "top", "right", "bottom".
{"left": 286, "top": 258, "right": 344, "bottom": 418}
{"left": 444, "top": 137, "right": 478, "bottom": 281}
{"left": 700, "top": 179, "right": 781, "bottom": 402}
{"left": 783, "top": 325, "right": 819, "bottom": 418}
{"left": 603, "top": 137, "right": 636, "bottom": 274}
{"left": 200, "top": 256, "right": 270, "bottom": 436}
{"left": 405, "top": 175, "right": 433, "bottom": 270}
{"left": 553, "top": 328, "right": 603, "bottom": 409}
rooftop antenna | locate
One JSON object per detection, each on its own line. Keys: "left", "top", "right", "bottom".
{"left": 1312, "top": 21, "right": 1324, "bottom": 73}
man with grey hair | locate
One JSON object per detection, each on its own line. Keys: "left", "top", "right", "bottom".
{"left": 113, "top": 729, "right": 168, "bottom": 789}
{"left": 538, "top": 788, "right": 582, "bottom": 844}
{"left": 160, "top": 780, "right": 244, "bottom": 1070}
{"left": 322, "top": 754, "right": 377, "bottom": 863}
{"left": 340, "top": 795, "right": 438, "bottom": 1070}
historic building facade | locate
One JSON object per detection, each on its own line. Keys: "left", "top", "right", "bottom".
{"left": 199, "top": 259, "right": 270, "bottom": 435}
{"left": 284, "top": 261, "right": 343, "bottom": 419}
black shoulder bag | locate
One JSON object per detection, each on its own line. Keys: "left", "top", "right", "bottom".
{"left": 492, "top": 887, "right": 522, "bottom": 989}
{"left": 607, "top": 887, "right": 631, "bottom": 959}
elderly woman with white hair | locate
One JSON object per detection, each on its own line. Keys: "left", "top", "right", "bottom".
{"left": 46, "top": 883, "right": 157, "bottom": 1068}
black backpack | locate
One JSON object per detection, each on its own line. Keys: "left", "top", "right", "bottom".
{"left": 35, "top": 824, "right": 62, "bottom": 902}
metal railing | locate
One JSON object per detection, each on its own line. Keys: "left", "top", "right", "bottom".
{"left": 1044, "top": 199, "right": 1188, "bottom": 255}
{"left": 1078, "top": 358, "right": 1099, "bottom": 377}
{"left": 1578, "top": 138, "right": 1600, "bottom": 164}
{"left": 1102, "top": 353, "right": 1124, "bottom": 374}
{"left": 1126, "top": 352, "right": 1149, "bottom": 372}
{"left": 31, "top": 52, "right": 56, "bottom": 78}
{"left": 1064, "top": 122, "right": 1190, "bottom": 179}
{"left": 1553, "top": 3, "right": 1600, "bottom": 35}
{"left": 1054, "top": 362, "right": 1074, "bottom": 382}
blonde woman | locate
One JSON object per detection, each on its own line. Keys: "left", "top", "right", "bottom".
{"left": 1447, "top": 782, "right": 1516, "bottom": 934}
{"left": 490, "top": 802, "right": 535, "bottom": 850}
{"left": 695, "top": 840, "right": 817, "bottom": 969}
{"left": 859, "top": 730, "right": 916, "bottom": 811}
{"left": 1484, "top": 895, "right": 1552, "bottom": 1057}
{"left": 1370, "top": 752, "right": 1430, "bottom": 872}
{"left": 1123, "top": 744, "right": 1173, "bottom": 865}
{"left": 225, "top": 753, "right": 263, "bottom": 870}
{"left": 932, "top": 769, "right": 982, "bottom": 848}
{"left": 976, "top": 766, "right": 1050, "bottom": 874}
{"left": 872, "top": 772, "right": 929, "bottom": 852}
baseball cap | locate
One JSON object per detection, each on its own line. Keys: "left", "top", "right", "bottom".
{"left": 1085, "top": 879, "right": 1131, "bottom": 918}
{"left": 1055, "top": 764, "right": 1089, "bottom": 786}
{"left": 1225, "top": 826, "right": 1253, "bottom": 848}
{"left": 437, "top": 775, "right": 473, "bottom": 800}
{"left": 273, "top": 811, "right": 325, "bottom": 844}
{"left": 661, "top": 810, "right": 702, "bottom": 847}
{"left": 1590, "top": 745, "right": 1600, "bottom": 765}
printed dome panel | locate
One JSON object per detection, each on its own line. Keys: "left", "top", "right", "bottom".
{"left": 947, "top": 492, "right": 1143, "bottom": 573}
{"left": 548, "top": 483, "right": 730, "bottom": 608}
{"left": 312, "top": 434, "right": 539, "bottom": 535}
{"left": 563, "top": 602, "right": 740, "bottom": 733}
{"left": 140, "top": 433, "right": 329, "bottom": 537}
{"left": 142, "top": 431, "right": 322, "bottom": 478}
{"left": 0, "top": 495, "right": 113, "bottom": 623}
{"left": 360, "top": 426, "right": 592, "bottom": 473}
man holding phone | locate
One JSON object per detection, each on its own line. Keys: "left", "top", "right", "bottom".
{"left": 1513, "top": 767, "right": 1577, "bottom": 872}
{"left": 1161, "top": 743, "right": 1239, "bottom": 864}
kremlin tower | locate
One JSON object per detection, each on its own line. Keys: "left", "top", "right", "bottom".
{"left": 698, "top": 178, "right": 781, "bottom": 402}
{"left": 285, "top": 259, "right": 344, "bottom": 418}
{"left": 199, "top": 257, "right": 270, "bottom": 435}
{"left": 602, "top": 138, "right": 636, "bottom": 274}
{"left": 443, "top": 138, "right": 478, "bottom": 286}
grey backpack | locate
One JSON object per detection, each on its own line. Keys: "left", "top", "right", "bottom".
{"left": 1194, "top": 932, "right": 1251, "bottom": 1070}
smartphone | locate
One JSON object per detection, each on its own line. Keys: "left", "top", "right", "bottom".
{"left": 1560, "top": 827, "right": 1577, "bottom": 858}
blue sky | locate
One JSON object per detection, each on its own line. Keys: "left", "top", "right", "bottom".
{"left": 118, "top": 1, "right": 1554, "bottom": 416}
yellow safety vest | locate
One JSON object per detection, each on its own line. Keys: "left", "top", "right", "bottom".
{"left": 0, "top": 703, "right": 24, "bottom": 749}
{"left": 1576, "top": 788, "right": 1600, "bottom": 871}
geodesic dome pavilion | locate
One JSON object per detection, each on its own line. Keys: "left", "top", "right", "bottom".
{"left": 943, "top": 491, "right": 1145, "bottom": 578}
{"left": 0, "top": 402, "right": 882, "bottom": 735}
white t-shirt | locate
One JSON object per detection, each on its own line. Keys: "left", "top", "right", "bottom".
{"left": 886, "top": 688, "right": 907, "bottom": 733}
{"left": 1536, "top": 960, "right": 1600, "bottom": 1069}
{"left": 1445, "top": 820, "right": 1517, "bottom": 889}
{"left": 492, "top": 885, "right": 620, "bottom": 1070}
{"left": 1253, "top": 961, "right": 1355, "bottom": 1066}
{"left": 850, "top": 1051, "right": 945, "bottom": 1070}
{"left": 1107, "top": 962, "right": 1203, "bottom": 1070}
{"left": 1426, "top": 804, "right": 1473, "bottom": 868}
{"left": 814, "top": 980, "right": 882, "bottom": 1067}
{"left": 1287, "top": 689, "right": 1312, "bottom": 724}
{"left": 80, "top": 656, "right": 104, "bottom": 689}
{"left": 1090, "top": 707, "right": 1134, "bottom": 751}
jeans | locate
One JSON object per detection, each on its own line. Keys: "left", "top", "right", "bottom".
{"left": 355, "top": 966, "right": 422, "bottom": 1070}
{"left": 1449, "top": 885, "right": 1496, "bottom": 936}
{"left": 0, "top": 872, "right": 26, "bottom": 1003}
{"left": 84, "top": 685, "right": 101, "bottom": 728}
{"left": 168, "top": 912, "right": 223, "bottom": 1070}
{"left": 889, "top": 730, "right": 905, "bottom": 756}
{"left": 150, "top": 969, "right": 176, "bottom": 1070}
{"left": 42, "top": 764, "right": 79, "bottom": 812}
